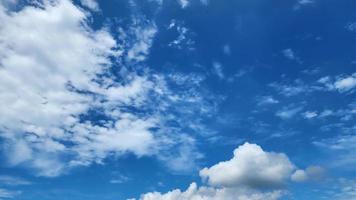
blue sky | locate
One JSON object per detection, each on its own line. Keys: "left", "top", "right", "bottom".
{"left": 0, "top": 0, "right": 355, "bottom": 199}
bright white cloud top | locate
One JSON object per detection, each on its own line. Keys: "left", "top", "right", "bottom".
{"left": 136, "top": 143, "right": 301, "bottom": 200}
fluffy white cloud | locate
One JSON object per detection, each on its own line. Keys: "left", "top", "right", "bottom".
{"left": 138, "top": 182, "right": 283, "bottom": 200}
{"left": 334, "top": 74, "right": 356, "bottom": 92}
{"left": 200, "top": 143, "right": 295, "bottom": 189}
{"left": 0, "top": 0, "right": 215, "bottom": 176}
{"left": 291, "top": 166, "right": 325, "bottom": 182}
{"left": 135, "top": 143, "right": 302, "bottom": 200}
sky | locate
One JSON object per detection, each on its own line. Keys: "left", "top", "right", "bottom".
{"left": 0, "top": 0, "right": 355, "bottom": 199}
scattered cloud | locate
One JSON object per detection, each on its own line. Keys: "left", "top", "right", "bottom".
{"left": 345, "top": 22, "right": 356, "bottom": 32}
{"left": 177, "top": 0, "right": 189, "bottom": 8}
{"left": 303, "top": 111, "right": 318, "bottom": 119}
{"left": 223, "top": 44, "right": 231, "bottom": 55}
{"left": 313, "top": 135, "right": 356, "bottom": 169}
{"left": 0, "top": 188, "right": 20, "bottom": 199}
{"left": 136, "top": 183, "right": 283, "bottom": 200}
{"left": 318, "top": 74, "right": 356, "bottom": 92}
{"left": 276, "top": 106, "right": 303, "bottom": 119}
{"left": 257, "top": 96, "right": 279, "bottom": 106}
{"left": 80, "top": 0, "right": 99, "bottom": 11}
{"left": 167, "top": 20, "right": 195, "bottom": 51}
{"left": 0, "top": 0, "right": 218, "bottom": 177}
{"left": 293, "top": 0, "right": 315, "bottom": 10}
{"left": 0, "top": 176, "right": 31, "bottom": 186}
{"left": 212, "top": 62, "right": 224, "bottom": 79}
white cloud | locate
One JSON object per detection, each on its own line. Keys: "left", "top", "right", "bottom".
{"left": 137, "top": 182, "right": 283, "bottom": 200}
{"left": 200, "top": 143, "right": 295, "bottom": 189}
{"left": 345, "top": 22, "right": 356, "bottom": 32}
{"left": 135, "top": 143, "right": 303, "bottom": 200}
{"left": 303, "top": 111, "right": 318, "bottom": 119}
{"left": 318, "top": 73, "right": 356, "bottom": 92}
{"left": 168, "top": 21, "right": 195, "bottom": 50}
{"left": 80, "top": 0, "right": 99, "bottom": 11}
{"left": 291, "top": 166, "right": 325, "bottom": 182}
{"left": 223, "top": 44, "right": 231, "bottom": 55}
{"left": 276, "top": 106, "right": 303, "bottom": 119}
{"left": 314, "top": 135, "right": 356, "bottom": 169}
{"left": 0, "top": 188, "right": 20, "bottom": 199}
{"left": 334, "top": 74, "right": 356, "bottom": 92}
{"left": 291, "top": 170, "right": 308, "bottom": 182}
{"left": 269, "top": 80, "right": 313, "bottom": 96}
{"left": 123, "top": 16, "right": 157, "bottom": 63}
{"left": 0, "top": 176, "right": 31, "bottom": 186}
{"left": 212, "top": 62, "right": 224, "bottom": 79}
{"left": 293, "top": 0, "right": 314, "bottom": 10}
{"left": 0, "top": 0, "right": 216, "bottom": 176}
{"left": 257, "top": 96, "right": 279, "bottom": 106}
{"left": 177, "top": 0, "right": 189, "bottom": 8}
{"left": 282, "top": 48, "right": 296, "bottom": 60}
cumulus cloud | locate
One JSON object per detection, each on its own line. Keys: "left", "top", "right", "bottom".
{"left": 137, "top": 182, "right": 283, "bottom": 200}
{"left": 135, "top": 143, "right": 302, "bottom": 200}
{"left": 200, "top": 143, "right": 295, "bottom": 189}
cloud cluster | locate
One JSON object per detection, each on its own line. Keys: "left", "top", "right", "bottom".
{"left": 0, "top": 0, "right": 217, "bottom": 177}
{"left": 135, "top": 143, "right": 307, "bottom": 200}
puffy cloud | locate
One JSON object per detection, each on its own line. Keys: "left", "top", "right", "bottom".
{"left": 137, "top": 182, "right": 283, "bottom": 200}
{"left": 334, "top": 74, "right": 356, "bottom": 92}
{"left": 199, "top": 143, "right": 295, "bottom": 189}
{"left": 135, "top": 143, "right": 301, "bottom": 200}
